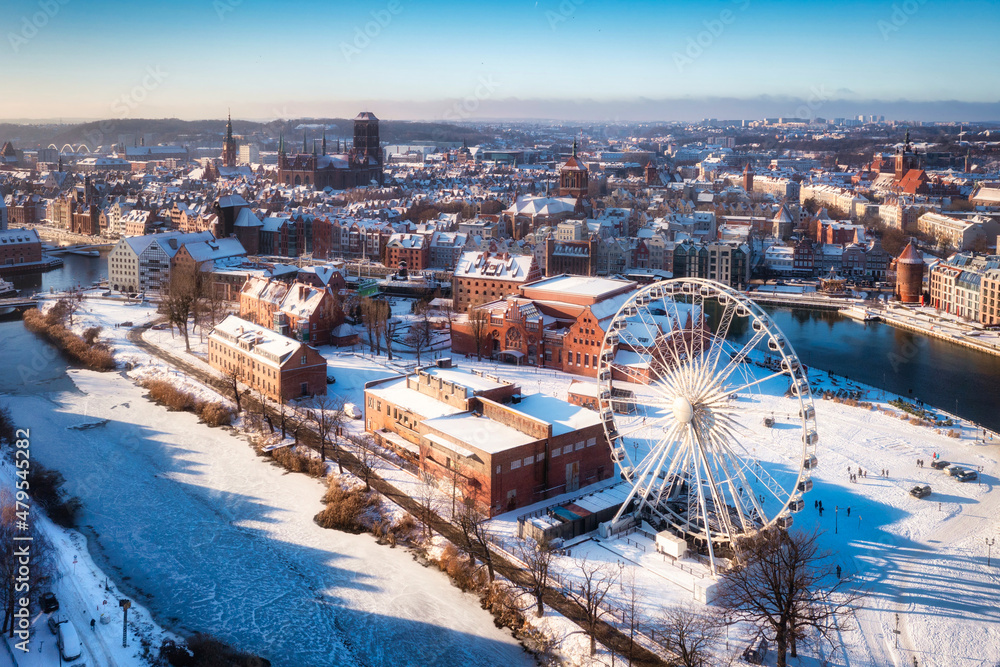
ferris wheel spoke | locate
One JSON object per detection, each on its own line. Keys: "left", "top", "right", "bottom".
{"left": 702, "top": 426, "right": 761, "bottom": 532}
{"left": 725, "top": 370, "right": 789, "bottom": 396}
{"left": 713, "top": 329, "right": 768, "bottom": 388}
{"left": 692, "top": 425, "right": 739, "bottom": 542}
{"left": 708, "top": 296, "right": 738, "bottom": 374}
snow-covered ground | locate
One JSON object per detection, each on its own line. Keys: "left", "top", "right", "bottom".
{"left": 13, "top": 291, "right": 1000, "bottom": 666}
{"left": 3, "top": 294, "right": 531, "bottom": 667}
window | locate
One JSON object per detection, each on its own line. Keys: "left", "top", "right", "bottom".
{"left": 496, "top": 465, "right": 501, "bottom": 474}
{"left": 587, "top": 437, "right": 597, "bottom": 447}
{"left": 563, "top": 445, "right": 573, "bottom": 455}
{"left": 575, "top": 441, "right": 584, "bottom": 451}
{"left": 510, "top": 459, "right": 521, "bottom": 470}
{"left": 537, "top": 452, "right": 545, "bottom": 461}
{"left": 552, "top": 448, "right": 560, "bottom": 458}
{"left": 524, "top": 455, "right": 534, "bottom": 465}
{"left": 300, "top": 354, "right": 307, "bottom": 364}
{"left": 300, "top": 382, "right": 308, "bottom": 396}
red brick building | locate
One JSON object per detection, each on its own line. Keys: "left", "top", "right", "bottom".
{"left": 451, "top": 275, "right": 637, "bottom": 377}
{"left": 364, "top": 360, "right": 611, "bottom": 515}
{"left": 208, "top": 315, "right": 327, "bottom": 402}
{"left": 452, "top": 250, "right": 541, "bottom": 313}
{"left": 240, "top": 275, "right": 346, "bottom": 346}
{"left": 0, "top": 228, "right": 42, "bottom": 268}
{"left": 385, "top": 233, "right": 429, "bottom": 271}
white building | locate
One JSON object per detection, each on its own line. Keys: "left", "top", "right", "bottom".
{"left": 108, "top": 230, "right": 213, "bottom": 294}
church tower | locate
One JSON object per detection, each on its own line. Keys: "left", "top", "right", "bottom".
{"left": 742, "top": 162, "right": 754, "bottom": 192}
{"left": 558, "top": 140, "right": 588, "bottom": 198}
{"left": 222, "top": 112, "right": 237, "bottom": 168}
{"left": 353, "top": 111, "right": 383, "bottom": 184}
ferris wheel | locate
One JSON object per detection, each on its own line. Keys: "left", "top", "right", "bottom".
{"left": 596, "top": 278, "right": 819, "bottom": 572}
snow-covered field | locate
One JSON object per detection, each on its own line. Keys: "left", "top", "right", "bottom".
{"left": 9, "top": 291, "right": 1000, "bottom": 667}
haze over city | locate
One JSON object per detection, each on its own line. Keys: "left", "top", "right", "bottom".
{"left": 3, "top": 0, "right": 1000, "bottom": 122}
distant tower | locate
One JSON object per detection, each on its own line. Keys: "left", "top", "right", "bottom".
{"left": 894, "top": 129, "right": 915, "bottom": 182}
{"left": 742, "top": 162, "right": 754, "bottom": 192}
{"left": 559, "top": 140, "right": 589, "bottom": 198}
{"left": 222, "top": 111, "right": 237, "bottom": 168}
{"left": 645, "top": 160, "right": 659, "bottom": 185}
{"left": 353, "top": 111, "right": 383, "bottom": 184}
{"left": 895, "top": 239, "right": 925, "bottom": 304}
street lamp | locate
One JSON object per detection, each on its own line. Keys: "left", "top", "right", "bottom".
{"left": 119, "top": 599, "right": 131, "bottom": 648}
{"left": 987, "top": 538, "right": 996, "bottom": 567}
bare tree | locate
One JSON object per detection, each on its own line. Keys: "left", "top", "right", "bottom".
{"left": 414, "top": 472, "right": 439, "bottom": 539}
{"left": 516, "top": 537, "right": 557, "bottom": 618}
{"left": 383, "top": 315, "right": 401, "bottom": 361}
{"left": 654, "top": 605, "right": 722, "bottom": 667}
{"left": 405, "top": 313, "right": 433, "bottom": 365}
{"left": 164, "top": 264, "right": 199, "bottom": 351}
{"left": 224, "top": 366, "right": 247, "bottom": 414}
{"left": 350, "top": 434, "right": 378, "bottom": 492}
{"left": 360, "top": 297, "right": 389, "bottom": 356}
{"left": 455, "top": 501, "right": 497, "bottom": 583}
{"left": 0, "top": 490, "right": 54, "bottom": 637}
{"left": 575, "top": 556, "right": 619, "bottom": 655}
{"left": 621, "top": 569, "right": 645, "bottom": 666}
{"left": 714, "top": 527, "right": 861, "bottom": 667}
{"left": 468, "top": 309, "right": 490, "bottom": 361}
{"left": 309, "top": 396, "right": 345, "bottom": 475}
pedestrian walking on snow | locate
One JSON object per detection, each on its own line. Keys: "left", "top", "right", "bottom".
{"left": 836, "top": 565, "right": 842, "bottom": 579}
{"left": 847, "top": 507, "right": 851, "bottom": 517}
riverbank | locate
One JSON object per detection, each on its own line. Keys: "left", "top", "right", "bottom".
{"left": 747, "top": 289, "right": 1000, "bottom": 357}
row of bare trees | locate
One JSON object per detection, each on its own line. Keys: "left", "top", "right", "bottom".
{"left": 163, "top": 263, "right": 228, "bottom": 352}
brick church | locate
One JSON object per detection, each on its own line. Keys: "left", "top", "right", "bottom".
{"left": 277, "top": 112, "right": 384, "bottom": 190}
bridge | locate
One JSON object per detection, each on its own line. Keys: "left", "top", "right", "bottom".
{"left": 0, "top": 297, "right": 39, "bottom": 309}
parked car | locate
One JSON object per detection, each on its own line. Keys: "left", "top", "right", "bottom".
{"left": 909, "top": 485, "right": 932, "bottom": 498}
{"left": 47, "top": 615, "right": 63, "bottom": 635}
{"left": 959, "top": 470, "right": 978, "bottom": 482}
{"left": 57, "top": 619, "right": 82, "bottom": 660}
{"left": 343, "top": 402, "right": 362, "bottom": 419}
{"left": 947, "top": 466, "right": 965, "bottom": 477}
{"left": 930, "top": 460, "right": 950, "bottom": 470}
{"left": 41, "top": 591, "right": 59, "bottom": 613}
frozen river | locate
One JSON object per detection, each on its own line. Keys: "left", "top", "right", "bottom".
{"left": 5, "top": 369, "right": 530, "bottom": 667}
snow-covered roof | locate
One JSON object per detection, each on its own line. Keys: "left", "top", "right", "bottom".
{"left": 209, "top": 315, "right": 303, "bottom": 366}
{"left": 511, "top": 394, "right": 601, "bottom": 437}
{"left": 182, "top": 237, "right": 246, "bottom": 263}
{"left": 454, "top": 251, "right": 535, "bottom": 281}
{"left": 420, "top": 366, "right": 509, "bottom": 395}
{"left": 422, "top": 412, "right": 538, "bottom": 454}
{"left": 367, "top": 377, "right": 465, "bottom": 420}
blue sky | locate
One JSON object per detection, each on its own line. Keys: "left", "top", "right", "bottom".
{"left": 2, "top": 0, "right": 999, "bottom": 121}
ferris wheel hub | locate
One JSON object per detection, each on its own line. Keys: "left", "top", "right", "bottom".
{"left": 672, "top": 395, "right": 694, "bottom": 424}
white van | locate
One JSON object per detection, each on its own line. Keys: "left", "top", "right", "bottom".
{"left": 58, "top": 619, "right": 82, "bottom": 661}
{"left": 343, "top": 402, "right": 362, "bottom": 419}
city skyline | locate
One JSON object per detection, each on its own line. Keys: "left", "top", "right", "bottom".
{"left": 3, "top": 0, "right": 1000, "bottom": 122}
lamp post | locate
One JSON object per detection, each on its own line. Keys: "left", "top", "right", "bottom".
{"left": 119, "top": 599, "right": 131, "bottom": 648}
{"left": 835, "top": 506, "right": 839, "bottom": 534}
{"left": 987, "top": 538, "right": 996, "bottom": 567}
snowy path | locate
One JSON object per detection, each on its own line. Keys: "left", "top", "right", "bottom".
{"left": 5, "top": 370, "right": 532, "bottom": 667}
